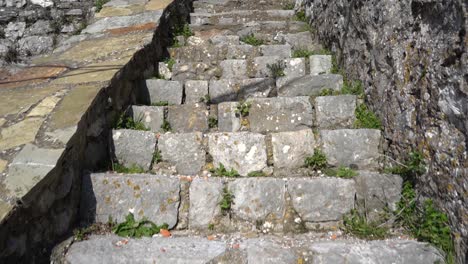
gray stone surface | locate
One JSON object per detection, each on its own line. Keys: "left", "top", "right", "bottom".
{"left": 271, "top": 129, "right": 315, "bottom": 168}
{"left": 220, "top": 59, "right": 248, "bottom": 79}
{"left": 146, "top": 79, "right": 183, "bottom": 105}
{"left": 167, "top": 104, "right": 209, "bottom": 133}
{"left": 130, "top": 105, "right": 164, "bottom": 132}
{"left": 309, "top": 55, "right": 332, "bottom": 76}
{"left": 158, "top": 132, "right": 206, "bottom": 175}
{"left": 248, "top": 97, "right": 314, "bottom": 133}
{"left": 158, "top": 62, "right": 172, "bottom": 80}
{"left": 243, "top": 239, "right": 297, "bottom": 264}
{"left": 278, "top": 31, "right": 317, "bottom": 51}
{"left": 189, "top": 177, "right": 224, "bottom": 229}
{"left": 276, "top": 58, "right": 306, "bottom": 87}
{"left": 81, "top": 173, "right": 180, "bottom": 227}
{"left": 185, "top": 80, "right": 209, "bottom": 104}
{"left": 217, "top": 102, "right": 241, "bottom": 132}
{"left": 354, "top": 171, "right": 403, "bottom": 218}
{"left": 314, "top": 95, "right": 356, "bottom": 129}
{"left": 308, "top": 240, "right": 444, "bottom": 264}
{"left": 82, "top": 11, "right": 163, "bottom": 34}
{"left": 320, "top": 129, "right": 381, "bottom": 169}
{"left": 238, "top": 78, "right": 275, "bottom": 99}
{"left": 288, "top": 178, "right": 356, "bottom": 222}
{"left": 229, "top": 178, "right": 286, "bottom": 222}
{"left": 209, "top": 79, "right": 239, "bottom": 103}
{"left": 208, "top": 132, "right": 267, "bottom": 176}
{"left": 5, "top": 22, "right": 25, "bottom": 40}
{"left": 210, "top": 78, "right": 274, "bottom": 103}
{"left": 260, "top": 44, "right": 291, "bottom": 59}
{"left": 18, "top": 36, "right": 53, "bottom": 55}
{"left": 210, "top": 35, "right": 239, "bottom": 45}
{"left": 226, "top": 44, "right": 258, "bottom": 60}
{"left": 278, "top": 74, "right": 343, "bottom": 97}
{"left": 252, "top": 56, "right": 281, "bottom": 78}
{"left": 172, "top": 62, "right": 220, "bottom": 80}
{"left": 111, "top": 129, "right": 156, "bottom": 170}
{"left": 5, "top": 144, "right": 64, "bottom": 198}
{"left": 64, "top": 236, "right": 227, "bottom": 264}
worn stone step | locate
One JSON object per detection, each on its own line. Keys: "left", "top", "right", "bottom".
{"left": 191, "top": 10, "right": 295, "bottom": 26}
{"left": 193, "top": 0, "right": 291, "bottom": 13}
{"left": 278, "top": 74, "right": 344, "bottom": 97}
{"left": 55, "top": 234, "right": 444, "bottom": 264}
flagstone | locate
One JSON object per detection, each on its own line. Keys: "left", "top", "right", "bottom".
{"left": 0, "top": 117, "right": 44, "bottom": 151}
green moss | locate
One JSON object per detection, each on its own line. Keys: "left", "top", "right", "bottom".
{"left": 247, "top": 171, "right": 266, "bottom": 177}
{"left": 324, "top": 166, "right": 358, "bottom": 179}
{"left": 354, "top": 103, "right": 382, "bottom": 129}
{"left": 295, "top": 10, "right": 307, "bottom": 22}
{"left": 112, "top": 163, "right": 145, "bottom": 174}
{"left": 95, "top": 0, "right": 109, "bottom": 12}
{"left": 342, "top": 209, "right": 390, "bottom": 240}
{"left": 240, "top": 34, "right": 264, "bottom": 46}
{"left": 292, "top": 49, "right": 314, "bottom": 58}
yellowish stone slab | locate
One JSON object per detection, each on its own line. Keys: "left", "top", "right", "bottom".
{"left": 0, "top": 200, "right": 12, "bottom": 223}
{"left": 145, "top": 0, "right": 172, "bottom": 11}
{"left": 95, "top": 4, "right": 145, "bottom": 17}
{"left": 27, "top": 95, "right": 62, "bottom": 117}
{"left": 49, "top": 83, "right": 103, "bottom": 130}
{"left": 0, "top": 118, "right": 5, "bottom": 127}
{"left": 0, "top": 159, "right": 7, "bottom": 173}
{"left": 0, "top": 117, "right": 44, "bottom": 151}
{"left": 0, "top": 85, "right": 62, "bottom": 117}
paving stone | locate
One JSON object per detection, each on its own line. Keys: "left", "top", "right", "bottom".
{"left": 279, "top": 32, "right": 318, "bottom": 51}
{"left": 145, "top": 79, "right": 183, "bottom": 105}
{"left": 158, "top": 132, "right": 205, "bottom": 175}
{"left": 229, "top": 178, "right": 285, "bottom": 222}
{"left": 276, "top": 58, "right": 306, "bottom": 87}
{"left": 242, "top": 239, "right": 297, "bottom": 264}
{"left": 0, "top": 118, "right": 5, "bottom": 127}
{"left": 208, "top": 132, "right": 267, "bottom": 176}
{"left": 81, "top": 173, "right": 180, "bottom": 227}
{"left": 27, "top": 94, "right": 61, "bottom": 117}
{"left": 218, "top": 102, "right": 241, "bottom": 132}
{"left": 252, "top": 56, "right": 281, "bottom": 78}
{"left": 271, "top": 129, "right": 315, "bottom": 168}
{"left": 209, "top": 79, "right": 238, "bottom": 103}
{"left": 210, "top": 78, "right": 274, "bottom": 104}
{"left": 260, "top": 44, "right": 291, "bottom": 59}
{"left": 315, "top": 95, "right": 356, "bottom": 129}
{"left": 248, "top": 97, "right": 313, "bottom": 133}
{"left": 220, "top": 59, "right": 248, "bottom": 79}
{"left": 45, "top": 126, "right": 77, "bottom": 145}
{"left": 354, "top": 171, "right": 403, "bottom": 219}
{"left": 5, "top": 144, "right": 64, "bottom": 199}
{"left": 226, "top": 45, "right": 259, "bottom": 59}
{"left": 320, "top": 129, "right": 381, "bottom": 169}
{"left": 310, "top": 55, "right": 332, "bottom": 76}
{"left": 278, "top": 74, "right": 343, "bottom": 97}
{"left": 82, "top": 11, "right": 163, "bottom": 34}
{"left": 185, "top": 80, "right": 209, "bottom": 104}
{"left": 63, "top": 236, "right": 227, "bottom": 264}
{"left": 0, "top": 159, "right": 7, "bottom": 173}
{"left": 238, "top": 78, "right": 275, "bottom": 99}
{"left": 111, "top": 129, "right": 156, "bottom": 170}
{"left": 167, "top": 104, "right": 209, "bottom": 133}
{"left": 288, "top": 178, "right": 356, "bottom": 222}
{"left": 172, "top": 62, "right": 220, "bottom": 81}
{"left": 170, "top": 45, "right": 222, "bottom": 63}
{"left": 0, "top": 117, "right": 44, "bottom": 151}
{"left": 210, "top": 35, "right": 240, "bottom": 45}
{"left": 308, "top": 240, "right": 444, "bottom": 264}
{"left": 129, "top": 105, "right": 164, "bottom": 132}
{"left": 189, "top": 177, "right": 224, "bottom": 229}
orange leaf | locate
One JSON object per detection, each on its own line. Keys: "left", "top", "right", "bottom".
{"left": 207, "top": 235, "right": 215, "bottom": 241}
{"left": 160, "top": 229, "right": 171, "bottom": 237}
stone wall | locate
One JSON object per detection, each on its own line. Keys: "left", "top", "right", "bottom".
{"left": 0, "top": 0, "right": 94, "bottom": 65}
{"left": 298, "top": 0, "right": 467, "bottom": 262}
{"left": 0, "top": 0, "right": 193, "bottom": 262}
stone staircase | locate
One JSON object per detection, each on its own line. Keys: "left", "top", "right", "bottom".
{"left": 54, "top": 0, "right": 445, "bottom": 263}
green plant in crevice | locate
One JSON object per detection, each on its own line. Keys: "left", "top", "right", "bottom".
{"left": 95, "top": 0, "right": 110, "bottom": 12}
{"left": 319, "top": 88, "right": 339, "bottom": 96}
{"left": 283, "top": 2, "right": 295, "bottom": 10}
{"left": 354, "top": 103, "right": 382, "bottom": 129}
{"left": 292, "top": 49, "right": 314, "bottom": 58}
{"left": 342, "top": 209, "right": 389, "bottom": 240}
{"left": 112, "top": 163, "right": 145, "bottom": 174}
{"left": 341, "top": 80, "right": 364, "bottom": 98}
{"left": 247, "top": 171, "right": 266, "bottom": 177}
{"left": 199, "top": 94, "right": 211, "bottom": 104}
{"left": 208, "top": 117, "right": 218, "bottom": 128}
{"left": 384, "top": 151, "right": 426, "bottom": 183}
{"left": 152, "top": 150, "right": 163, "bottom": 164}
{"left": 113, "top": 213, "right": 169, "bottom": 238}
{"left": 208, "top": 223, "right": 215, "bottom": 231}
{"left": 152, "top": 101, "right": 169, "bottom": 106}
{"left": 115, "top": 114, "right": 148, "bottom": 131}
{"left": 152, "top": 73, "right": 166, "bottom": 80}
{"left": 267, "top": 61, "right": 286, "bottom": 79}
{"left": 161, "top": 120, "right": 172, "bottom": 132}
{"left": 240, "top": 33, "right": 264, "bottom": 46}
{"left": 235, "top": 101, "right": 251, "bottom": 117}
{"left": 324, "top": 166, "right": 358, "bottom": 179}
{"left": 304, "top": 149, "right": 328, "bottom": 170}
{"left": 210, "top": 163, "right": 240, "bottom": 177}
{"left": 295, "top": 10, "right": 307, "bottom": 22}
{"left": 174, "top": 23, "right": 193, "bottom": 39}
{"left": 219, "top": 187, "right": 234, "bottom": 215}
{"left": 164, "top": 58, "right": 176, "bottom": 71}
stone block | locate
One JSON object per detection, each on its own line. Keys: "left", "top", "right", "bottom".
{"left": 288, "top": 178, "right": 356, "bottom": 222}
{"left": 252, "top": 56, "right": 281, "bottom": 78}
{"left": 167, "top": 104, "right": 209, "bottom": 133}
{"left": 185, "top": 80, "right": 209, "bottom": 104}
{"left": 320, "top": 129, "right": 381, "bottom": 169}
{"left": 210, "top": 78, "right": 274, "bottom": 104}
{"left": 315, "top": 95, "right": 356, "bottom": 129}
{"left": 158, "top": 132, "right": 206, "bottom": 175}
{"left": 248, "top": 97, "right": 313, "bottom": 133}
{"left": 280, "top": 32, "right": 317, "bottom": 51}
{"left": 209, "top": 79, "right": 238, "bottom": 104}
{"left": 129, "top": 105, "right": 164, "bottom": 132}
{"left": 81, "top": 173, "right": 180, "bottom": 227}
{"left": 226, "top": 45, "right": 258, "bottom": 59}
{"left": 210, "top": 35, "right": 240, "bottom": 45}
{"left": 260, "top": 44, "right": 291, "bottom": 58}
{"left": 218, "top": 102, "right": 241, "bottom": 132}
{"left": 111, "top": 129, "right": 156, "bottom": 170}
{"left": 145, "top": 79, "right": 183, "bottom": 105}
{"left": 310, "top": 55, "right": 332, "bottom": 76}
{"left": 276, "top": 58, "right": 306, "bottom": 87}
{"left": 220, "top": 59, "right": 248, "bottom": 79}
{"left": 229, "top": 178, "right": 285, "bottom": 222}
{"left": 189, "top": 177, "right": 224, "bottom": 229}
{"left": 208, "top": 132, "right": 267, "bottom": 176}
{"left": 271, "top": 129, "right": 315, "bottom": 168}
{"left": 243, "top": 239, "right": 297, "bottom": 264}
{"left": 278, "top": 74, "right": 343, "bottom": 97}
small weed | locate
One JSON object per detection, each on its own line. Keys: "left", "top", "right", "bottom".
{"left": 247, "top": 171, "right": 266, "bottom": 177}
{"left": 115, "top": 114, "right": 148, "bottom": 131}
{"left": 73, "top": 228, "right": 88, "bottom": 241}
{"left": 219, "top": 187, "right": 234, "bottom": 214}
{"left": 113, "top": 213, "right": 168, "bottom": 238}
{"left": 240, "top": 34, "right": 264, "bottom": 46}
{"left": 152, "top": 101, "right": 169, "bottom": 106}
{"left": 384, "top": 151, "right": 426, "bottom": 183}
{"left": 208, "top": 223, "right": 215, "bottom": 231}
{"left": 112, "top": 163, "right": 145, "bottom": 174}
{"left": 283, "top": 3, "right": 295, "bottom": 10}
{"left": 172, "top": 38, "right": 182, "bottom": 48}
{"left": 342, "top": 80, "right": 364, "bottom": 98}
{"left": 292, "top": 49, "right": 314, "bottom": 58}
{"left": 208, "top": 117, "right": 218, "bottom": 128}
{"left": 267, "top": 61, "right": 286, "bottom": 78}
{"left": 324, "top": 166, "right": 358, "bottom": 179}
{"left": 174, "top": 23, "right": 193, "bottom": 39}
{"left": 354, "top": 103, "right": 382, "bottom": 129}
{"left": 319, "top": 88, "right": 339, "bottom": 96}
{"left": 152, "top": 73, "right": 166, "bottom": 80}
{"left": 161, "top": 120, "right": 172, "bottom": 132}
{"left": 342, "top": 209, "right": 389, "bottom": 240}
{"left": 164, "top": 58, "right": 176, "bottom": 71}
{"left": 199, "top": 94, "right": 211, "bottom": 104}
{"left": 95, "top": 0, "right": 109, "bottom": 12}
{"left": 152, "top": 150, "right": 162, "bottom": 164}
{"left": 304, "top": 149, "right": 328, "bottom": 170}
{"left": 235, "top": 101, "right": 251, "bottom": 117}
{"left": 210, "top": 163, "right": 240, "bottom": 177}
{"left": 295, "top": 10, "right": 307, "bottom": 22}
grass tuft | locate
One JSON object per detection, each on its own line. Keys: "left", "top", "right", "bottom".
{"left": 354, "top": 103, "right": 382, "bottom": 129}
{"left": 210, "top": 163, "right": 240, "bottom": 177}
{"left": 324, "top": 166, "right": 358, "bottom": 179}
{"left": 267, "top": 61, "right": 286, "bottom": 78}
{"left": 240, "top": 34, "right": 264, "bottom": 46}
{"left": 113, "top": 213, "right": 168, "bottom": 238}
{"left": 304, "top": 149, "right": 328, "bottom": 170}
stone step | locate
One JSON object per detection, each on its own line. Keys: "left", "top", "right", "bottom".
{"left": 111, "top": 128, "right": 381, "bottom": 175}
{"left": 55, "top": 234, "right": 444, "bottom": 264}
{"left": 193, "top": 0, "right": 292, "bottom": 14}
{"left": 80, "top": 172, "right": 402, "bottom": 233}
{"left": 191, "top": 10, "right": 295, "bottom": 26}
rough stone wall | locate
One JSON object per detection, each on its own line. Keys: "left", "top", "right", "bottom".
{"left": 0, "top": 0, "right": 193, "bottom": 262}
{"left": 298, "top": 0, "right": 467, "bottom": 262}
{"left": 0, "top": 0, "right": 94, "bottom": 65}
